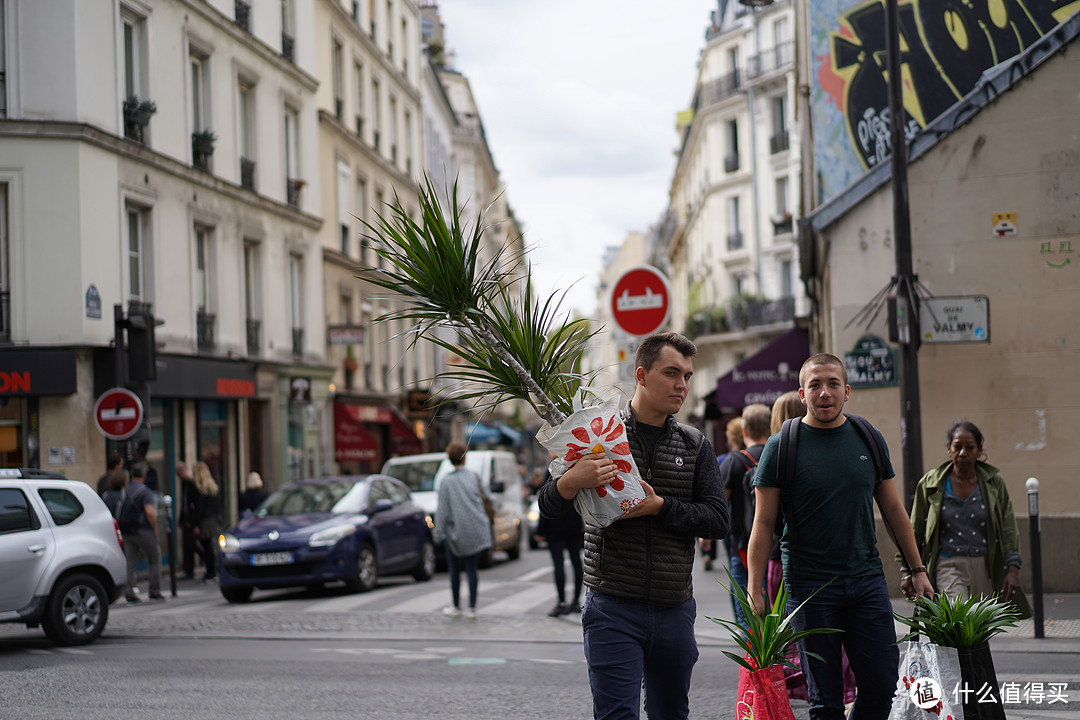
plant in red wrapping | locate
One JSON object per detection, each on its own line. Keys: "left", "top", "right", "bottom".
{"left": 709, "top": 568, "right": 840, "bottom": 672}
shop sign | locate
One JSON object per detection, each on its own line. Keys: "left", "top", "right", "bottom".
{"left": 289, "top": 377, "right": 312, "bottom": 405}
{"left": 85, "top": 285, "right": 102, "bottom": 319}
{"left": 327, "top": 325, "right": 366, "bottom": 345}
{"left": 844, "top": 335, "right": 898, "bottom": 389}
{"left": 0, "top": 350, "right": 77, "bottom": 396}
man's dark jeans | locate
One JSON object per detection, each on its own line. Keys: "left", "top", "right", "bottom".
{"left": 788, "top": 573, "right": 898, "bottom": 720}
{"left": 582, "top": 592, "right": 698, "bottom": 720}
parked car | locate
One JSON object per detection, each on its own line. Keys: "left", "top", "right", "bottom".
{"left": 216, "top": 474, "right": 435, "bottom": 603}
{"left": 382, "top": 450, "right": 525, "bottom": 566}
{"left": 0, "top": 468, "right": 127, "bottom": 645}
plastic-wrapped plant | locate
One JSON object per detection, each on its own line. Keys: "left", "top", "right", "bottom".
{"left": 708, "top": 569, "right": 840, "bottom": 672}
{"left": 894, "top": 593, "right": 1020, "bottom": 648}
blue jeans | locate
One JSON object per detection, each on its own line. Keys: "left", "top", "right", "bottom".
{"left": 727, "top": 549, "right": 750, "bottom": 629}
{"left": 582, "top": 592, "right": 698, "bottom": 720}
{"left": 788, "top": 574, "right": 899, "bottom": 720}
{"left": 445, "top": 549, "right": 481, "bottom": 609}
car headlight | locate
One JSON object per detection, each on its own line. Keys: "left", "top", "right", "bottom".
{"left": 309, "top": 524, "right": 355, "bottom": 548}
{"left": 527, "top": 508, "right": 540, "bottom": 523}
{"left": 219, "top": 533, "right": 240, "bottom": 552}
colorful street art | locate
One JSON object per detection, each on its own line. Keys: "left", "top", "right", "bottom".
{"left": 812, "top": 0, "right": 1080, "bottom": 202}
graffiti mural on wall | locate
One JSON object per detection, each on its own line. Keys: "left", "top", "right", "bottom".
{"left": 812, "top": 0, "right": 1080, "bottom": 202}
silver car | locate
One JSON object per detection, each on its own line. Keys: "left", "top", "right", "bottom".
{"left": 0, "top": 468, "right": 127, "bottom": 645}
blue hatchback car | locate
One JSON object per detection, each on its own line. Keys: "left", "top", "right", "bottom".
{"left": 216, "top": 474, "right": 436, "bottom": 603}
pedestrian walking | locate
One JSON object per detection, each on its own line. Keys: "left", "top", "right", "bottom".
{"left": 432, "top": 442, "right": 492, "bottom": 618}
{"left": 747, "top": 353, "right": 932, "bottom": 720}
{"left": 96, "top": 451, "right": 123, "bottom": 495}
{"left": 539, "top": 332, "right": 729, "bottom": 720}
{"left": 191, "top": 461, "right": 221, "bottom": 582}
{"left": 239, "top": 471, "right": 268, "bottom": 513}
{"left": 176, "top": 462, "right": 198, "bottom": 580}
{"left": 535, "top": 468, "right": 584, "bottom": 617}
{"left": 104, "top": 463, "right": 164, "bottom": 602}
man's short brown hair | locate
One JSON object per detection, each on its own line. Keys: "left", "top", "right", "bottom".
{"left": 741, "top": 403, "right": 772, "bottom": 441}
{"left": 635, "top": 332, "right": 697, "bottom": 372}
{"left": 446, "top": 442, "right": 468, "bottom": 466}
{"left": 799, "top": 352, "right": 847, "bottom": 388}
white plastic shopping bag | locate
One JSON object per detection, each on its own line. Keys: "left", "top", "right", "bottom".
{"left": 890, "top": 639, "right": 963, "bottom": 720}
{"left": 536, "top": 396, "right": 645, "bottom": 528}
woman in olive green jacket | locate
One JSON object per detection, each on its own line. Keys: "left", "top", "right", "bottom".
{"left": 903, "top": 420, "right": 1032, "bottom": 618}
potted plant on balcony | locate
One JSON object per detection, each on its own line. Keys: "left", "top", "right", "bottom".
{"left": 124, "top": 97, "right": 157, "bottom": 125}
{"left": 893, "top": 594, "right": 1019, "bottom": 720}
{"left": 193, "top": 129, "right": 217, "bottom": 156}
{"left": 343, "top": 346, "right": 359, "bottom": 374}
{"left": 709, "top": 570, "right": 839, "bottom": 720}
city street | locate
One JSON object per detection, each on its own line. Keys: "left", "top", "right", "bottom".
{"left": 1, "top": 548, "right": 1076, "bottom": 719}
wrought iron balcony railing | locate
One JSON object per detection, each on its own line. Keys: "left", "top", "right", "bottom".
{"left": 197, "top": 311, "right": 216, "bottom": 352}
{"left": 246, "top": 318, "right": 260, "bottom": 356}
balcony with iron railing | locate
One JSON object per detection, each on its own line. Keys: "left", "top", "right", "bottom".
{"left": 747, "top": 41, "right": 794, "bottom": 81}
{"left": 240, "top": 157, "right": 256, "bottom": 190}
{"left": 286, "top": 178, "right": 303, "bottom": 208}
{"left": 292, "top": 327, "right": 304, "bottom": 357}
{"left": 770, "top": 131, "right": 790, "bottom": 155}
{"left": 246, "top": 318, "right": 260, "bottom": 356}
{"left": 697, "top": 70, "right": 742, "bottom": 110}
{"left": 335, "top": 98, "right": 344, "bottom": 121}
{"left": 281, "top": 32, "right": 295, "bottom": 63}
{"left": 234, "top": 0, "right": 251, "bottom": 31}
{"left": 772, "top": 212, "right": 794, "bottom": 235}
{"left": 197, "top": 311, "right": 216, "bottom": 352}
{"left": 724, "top": 154, "right": 740, "bottom": 173}
{"left": 355, "top": 115, "right": 364, "bottom": 138}
{"left": 726, "top": 231, "right": 744, "bottom": 251}
{"left": 684, "top": 296, "right": 797, "bottom": 339}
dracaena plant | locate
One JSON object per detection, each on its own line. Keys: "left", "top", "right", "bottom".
{"left": 708, "top": 569, "right": 840, "bottom": 672}
{"left": 894, "top": 593, "right": 1020, "bottom": 648}
{"left": 359, "top": 176, "right": 600, "bottom": 426}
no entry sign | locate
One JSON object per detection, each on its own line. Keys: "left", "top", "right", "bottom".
{"left": 93, "top": 388, "right": 144, "bottom": 440}
{"left": 610, "top": 266, "right": 671, "bottom": 336}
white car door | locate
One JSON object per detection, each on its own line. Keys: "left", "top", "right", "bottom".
{"left": 0, "top": 485, "right": 56, "bottom": 613}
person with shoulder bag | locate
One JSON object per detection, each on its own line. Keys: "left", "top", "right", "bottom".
{"left": 432, "top": 443, "right": 493, "bottom": 618}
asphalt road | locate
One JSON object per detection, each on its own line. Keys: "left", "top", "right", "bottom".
{"left": 1, "top": 548, "right": 1076, "bottom": 719}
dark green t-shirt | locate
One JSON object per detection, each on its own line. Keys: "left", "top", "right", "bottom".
{"left": 754, "top": 420, "right": 894, "bottom": 581}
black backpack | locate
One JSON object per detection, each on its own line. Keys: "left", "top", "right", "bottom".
{"left": 113, "top": 489, "right": 142, "bottom": 534}
{"left": 734, "top": 449, "right": 760, "bottom": 542}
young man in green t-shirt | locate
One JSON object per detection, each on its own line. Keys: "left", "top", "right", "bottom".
{"left": 747, "top": 353, "right": 933, "bottom": 720}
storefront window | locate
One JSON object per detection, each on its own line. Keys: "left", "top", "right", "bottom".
{"left": 198, "top": 400, "right": 228, "bottom": 495}
{"left": 0, "top": 398, "right": 23, "bottom": 467}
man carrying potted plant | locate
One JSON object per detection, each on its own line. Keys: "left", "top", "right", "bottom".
{"left": 746, "top": 353, "right": 933, "bottom": 720}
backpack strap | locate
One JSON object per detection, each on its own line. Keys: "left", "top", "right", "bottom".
{"left": 777, "top": 417, "right": 800, "bottom": 494}
{"left": 736, "top": 449, "right": 758, "bottom": 472}
{"left": 844, "top": 413, "right": 888, "bottom": 488}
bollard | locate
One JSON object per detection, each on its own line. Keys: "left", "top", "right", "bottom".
{"left": 162, "top": 494, "right": 177, "bottom": 597}
{"left": 1026, "top": 478, "right": 1044, "bottom": 639}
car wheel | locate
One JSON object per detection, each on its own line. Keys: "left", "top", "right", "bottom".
{"left": 412, "top": 539, "right": 436, "bottom": 582}
{"left": 221, "top": 585, "right": 254, "bottom": 603}
{"left": 345, "top": 544, "right": 378, "bottom": 593}
{"left": 42, "top": 573, "right": 108, "bottom": 646}
{"left": 506, "top": 528, "right": 522, "bottom": 560}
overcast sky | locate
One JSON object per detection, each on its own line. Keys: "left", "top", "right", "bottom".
{"left": 436, "top": 0, "right": 718, "bottom": 317}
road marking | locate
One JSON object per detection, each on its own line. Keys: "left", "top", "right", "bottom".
{"left": 481, "top": 583, "right": 558, "bottom": 616}
{"left": 447, "top": 657, "right": 507, "bottom": 666}
{"left": 514, "top": 566, "right": 555, "bottom": 582}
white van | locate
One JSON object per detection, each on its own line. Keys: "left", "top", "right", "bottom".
{"left": 381, "top": 450, "right": 524, "bottom": 565}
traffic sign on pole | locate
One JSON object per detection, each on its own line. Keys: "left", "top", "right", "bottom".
{"left": 610, "top": 266, "right": 671, "bottom": 336}
{"left": 93, "top": 388, "right": 144, "bottom": 440}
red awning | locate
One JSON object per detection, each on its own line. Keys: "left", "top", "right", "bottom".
{"left": 389, "top": 411, "right": 422, "bottom": 456}
{"left": 334, "top": 402, "right": 379, "bottom": 462}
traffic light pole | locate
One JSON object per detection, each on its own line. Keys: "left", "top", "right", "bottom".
{"left": 885, "top": 0, "right": 924, "bottom": 507}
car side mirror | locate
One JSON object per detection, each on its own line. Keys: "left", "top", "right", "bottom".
{"left": 373, "top": 498, "right": 394, "bottom": 513}
{"left": 489, "top": 479, "right": 505, "bottom": 494}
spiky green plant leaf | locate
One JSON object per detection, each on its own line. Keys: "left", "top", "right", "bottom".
{"left": 894, "top": 593, "right": 1020, "bottom": 647}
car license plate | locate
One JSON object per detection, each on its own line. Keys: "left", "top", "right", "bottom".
{"left": 250, "top": 552, "right": 294, "bottom": 566}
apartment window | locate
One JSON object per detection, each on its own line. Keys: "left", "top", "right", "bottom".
{"left": 190, "top": 52, "right": 212, "bottom": 170}
{"left": 281, "top": 0, "right": 295, "bottom": 62}
{"left": 337, "top": 160, "right": 352, "bottom": 255}
{"left": 121, "top": 7, "right": 150, "bottom": 142}
{"left": 404, "top": 109, "right": 413, "bottom": 174}
{"left": 244, "top": 241, "right": 261, "bottom": 355}
{"left": 385, "top": 0, "right": 393, "bottom": 59}
{"left": 289, "top": 253, "right": 304, "bottom": 356}
{"left": 373, "top": 190, "right": 384, "bottom": 268}
{"left": 354, "top": 61, "right": 364, "bottom": 137}
{"left": 773, "top": 176, "right": 792, "bottom": 235}
{"left": 368, "top": 0, "right": 376, "bottom": 38}
{"left": 0, "top": 1, "right": 7, "bottom": 117}
{"left": 126, "top": 206, "right": 150, "bottom": 303}
{"left": 779, "top": 258, "right": 794, "bottom": 298}
{"left": 773, "top": 16, "right": 791, "bottom": 68}
{"left": 195, "top": 227, "right": 215, "bottom": 313}
{"left": 401, "top": 17, "right": 408, "bottom": 74}
{"left": 371, "top": 79, "right": 381, "bottom": 150}
{"left": 284, "top": 106, "right": 301, "bottom": 207}
{"left": 239, "top": 81, "right": 256, "bottom": 190}
{"left": 770, "top": 95, "right": 789, "bottom": 154}
{"left": 732, "top": 273, "right": 745, "bottom": 297}
{"left": 357, "top": 178, "right": 369, "bottom": 264}
{"left": 389, "top": 95, "right": 398, "bottom": 163}
{"left": 727, "top": 196, "right": 742, "bottom": 250}
{"left": 0, "top": 184, "right": 9, "bottom": 339}
{"left": 332, "top": 38, "right": 344, "bottom": 120}
{"left": 725, "top": 119, "right": 739, "bottom": 172}
{"left": 341, "top": 294, "right": 353, "bottom": 324}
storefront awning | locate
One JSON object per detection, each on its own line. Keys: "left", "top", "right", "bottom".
{"left": 389, "top": 411, "right": 422, "bottom": 456}
{"left": 715, "top": 328, "right": 809, "bottom": 410}
{"left": 334, "top": 402, "right": 379, "bottom": 462}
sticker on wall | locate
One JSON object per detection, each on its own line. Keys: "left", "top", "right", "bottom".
{"left": 992, "top": 212, "right": 1017, "bottom": 237}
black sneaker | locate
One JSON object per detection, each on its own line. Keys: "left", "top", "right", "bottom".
{"left": 125, "top": 594, "right": 142, "bottom": 603}
{"left": 567, "top": 601, "right": 581, "bottom": 614}
{"left": 148, "top": 592, "right": 166, "bottom": 601}
{"left": 548, "top": 602, "right": 569, "bottom": 617}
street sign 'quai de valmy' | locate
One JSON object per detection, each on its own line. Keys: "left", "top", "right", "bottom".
{"left": 611, "top": 266, "right": 671, "bottom": 337}
{"left": 93, "top": 387, "right": 144, "bottom": 440}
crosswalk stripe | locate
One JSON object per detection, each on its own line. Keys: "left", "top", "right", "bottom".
{"left": 480, "top": 583, "right": 557, "bottom": 616}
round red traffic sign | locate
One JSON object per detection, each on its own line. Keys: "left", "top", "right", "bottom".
{"left": 93, "top": 388, "right": 144, "bottom": 440}
{"left": 610, "top": 266, "right": 671, "bottom": 336}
